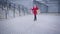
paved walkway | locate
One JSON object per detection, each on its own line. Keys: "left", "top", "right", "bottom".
{"left": 0, "top": 14, "right": 60, "bottom": 34}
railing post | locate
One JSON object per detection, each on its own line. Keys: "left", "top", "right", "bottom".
{"left": 18, "top": 5, "right": 21, "bottom": 16}
{"left": 13, "top": 4, "right": 15, "bottom": 18}
{"left": 22, "top": 6, "right": 25, "bottom": 15}
{"left": 5, "top": 0, "right": 8, "bottom": 19}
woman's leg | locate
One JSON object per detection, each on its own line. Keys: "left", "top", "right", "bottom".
{"left": 34, "top": 15, "right": 37, "bottom": 21}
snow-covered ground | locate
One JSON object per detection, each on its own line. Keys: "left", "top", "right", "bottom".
{"left": 0, "top": 14, "right": 60, "bottom": 34}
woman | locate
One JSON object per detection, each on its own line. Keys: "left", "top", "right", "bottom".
{"left": 32, "top": 5, "right": 39, "bottom": 21}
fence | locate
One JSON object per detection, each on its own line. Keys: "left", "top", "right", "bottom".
{"left": 0, "top": 0, "right": 30, "bottom": 19}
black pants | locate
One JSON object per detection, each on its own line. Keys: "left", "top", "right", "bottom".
{"left": 34, "top": 15, "right": 37, "bottom": 21}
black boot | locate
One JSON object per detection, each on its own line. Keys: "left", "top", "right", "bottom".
{"left": 34, "top": 15, "right": 37, "bottom": 21}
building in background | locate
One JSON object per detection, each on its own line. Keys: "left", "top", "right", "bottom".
{"left": 33, "top": 0, "right": 59, "bottom": 13}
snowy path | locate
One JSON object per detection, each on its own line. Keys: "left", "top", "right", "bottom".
{"left": 0, "top": 14, "right": 60, "bottom": 34}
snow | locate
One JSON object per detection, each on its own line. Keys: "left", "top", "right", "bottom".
{"left": 0, "top": 14, "right": 60, "bottom": 34}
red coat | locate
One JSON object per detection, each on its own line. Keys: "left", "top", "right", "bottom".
{"left": 32, "top": 6, "right": 38, "bottom": 15}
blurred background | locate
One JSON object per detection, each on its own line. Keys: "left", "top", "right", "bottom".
{"left": 0, "top": 0, "right": 60, "bottom": 19}
{"left": 0, "top": 0, "right": 60, "bottom": 34}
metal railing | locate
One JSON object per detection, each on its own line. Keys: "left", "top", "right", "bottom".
{"left": 0, "top": 0, "right": 29, "bottom": 19}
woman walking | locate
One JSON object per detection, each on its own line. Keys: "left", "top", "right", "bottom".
{"left": 32, "top": 5, "right": 39, "bottom": 21}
